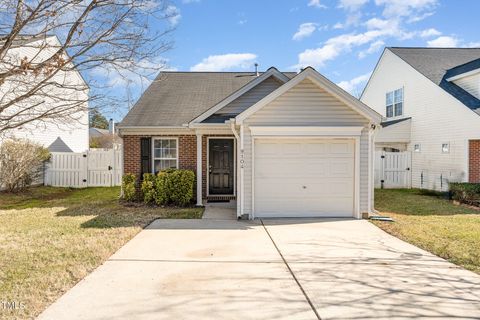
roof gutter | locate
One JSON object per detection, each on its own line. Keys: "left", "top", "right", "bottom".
{"left": 117, "top": 125, "right": 188, "bottom": 129}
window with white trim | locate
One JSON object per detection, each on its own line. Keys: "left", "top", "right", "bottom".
{"left": 442, "top": 143, "right": 449, "bottom": 153}
{"left": 386, "top": 88, "right": 403, "bottom": 118}
{"left": 153, "top": 138, "right": 178, "bottom": 173}
{"left": 414, "top": 144, "right": 421, "bottom": 153}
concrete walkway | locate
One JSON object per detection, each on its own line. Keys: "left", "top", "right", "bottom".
{"left": 38, "top": 218, "right": 480, "bottom": 320}
{"left": 202, "top": 202, "right": 237, "bottom": 220}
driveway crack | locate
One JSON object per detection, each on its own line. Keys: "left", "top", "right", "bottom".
{"left": 260, "top": 219, "right": 322, "bottom": 320}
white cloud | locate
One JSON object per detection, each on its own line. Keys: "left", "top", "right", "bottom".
{"left": 466, "top": 42, "right": 480, "bottom": 48}
{"left": 293, "top": 23, "right": 318, "bottom": 41}
{"left": 308, "top": 0, "right": 327, "bottom": 9}
{"left": 337, "top": 72, "right": 372, "bottom": 96}
{"left": 182, "top": 0, "right": 200, "bottom": 3}
{"left": 296, "top": 27, "right": 398, "bottom": 68}
{"left": 365, "top": 17, "right": 395, "bottom": 30}
{"left": 408, "top": 11, "right": 434, "bottom": 22}
{"left": 338, "top": 0, "right": 369, "bottom": 11}
{"left": 294, "top": 0, "right": 443, "bottom": 69}
{"left": 375, "top": 0, "right": 437, "bottom": 18}
{"left": 190, "top": 53, "right": 257, "bottom": 71}
{"left": 358, "top": 40, "right": 385, "bottom": 58}
{"left": 427, "top": 36, "right": 458, "bottom": 48}
{"left": 238, "top": 19, "right": 247, "bottom": 25}
{"left": 420, "top": 28, "right": 441, "bottom": 38}
{"left": 165, "top": 5, "right": 181, "bottom": 26}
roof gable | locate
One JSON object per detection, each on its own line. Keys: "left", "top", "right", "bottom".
{"left": 388, "top": 47, "right": 480, "bottom": 110}
{"left": 48, "top": 137, "right": 73, "bottom": 152}
{"left": 191, "top": 68, "right": 290, "bottom": 124}
{"left": 236, "top": 67, "right": 382, "bottom": 124}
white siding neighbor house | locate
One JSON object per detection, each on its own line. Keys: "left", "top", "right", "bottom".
{"left": 361, "top": 48, "right": 480, "bottom": 191}
{"left": 0, "top": 35, "right": 89, "bottom": 152}
{"left": 119, "top": 67, "right": 382, "bottom": 219}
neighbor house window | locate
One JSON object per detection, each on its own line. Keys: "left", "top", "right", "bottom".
{"left": 386, "top": 88, "right": 403, "bottom": 118}
{"left": 414, "top": 144, "right": 421, "bottom": 152}
{"left": 153, "top": 138, "right": 178, "bottom": 173}
{"left": 442, "top": 143, "right": 450, "bottom": 153}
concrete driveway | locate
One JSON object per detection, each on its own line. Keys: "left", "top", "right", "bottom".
{"left": 38, "top": 218, "right": 480, "bottom": 320}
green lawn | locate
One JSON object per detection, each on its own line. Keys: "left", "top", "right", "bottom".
{"left": 0, "top": 187, "right": 203, "bottom": 320}
{"left": 374, "top": 188, "right": 480, "bottom": 274}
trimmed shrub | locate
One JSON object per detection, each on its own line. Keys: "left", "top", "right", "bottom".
{"left": 166, "top": 169, "right": 195, "bottom": 206}
{"left": 122, "top": 174, "right": 137, "bottom": 202}
{"left": 450, "top": 183, "right": 480, "bottom": 205}
{"left": 141, "top": 173, "right": 156, "bottom": 204}
{"left": 121, "top": 169, "right": 195, "bottom": 207}
{"left": 154, "top": 171, "right": 168, "bottom": 206}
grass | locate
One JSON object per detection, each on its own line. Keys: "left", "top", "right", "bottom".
{"left": 374, "top": 188, "right": 480, "bottom": 274}
{"left": 0, "top": 186, "right": 203, "bottom": 319}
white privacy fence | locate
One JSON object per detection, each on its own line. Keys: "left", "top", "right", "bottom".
{"left": 45, "top": 148, "right": 122, "bottom": 187}
{"left": 375, "top": 151, "right": 412, "bottom": 189}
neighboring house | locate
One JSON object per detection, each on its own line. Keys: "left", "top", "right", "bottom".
{"left": 0, "top": 35, "right": 89, "bottom": 153}
{"left": 361, "top": 47, "right": 480, "bottom": 191}
{"left": 118, "top": 67, "right": 382, "bottom": 219}
{"left": 89, "top": 127, "right": 122, "bottom": 149}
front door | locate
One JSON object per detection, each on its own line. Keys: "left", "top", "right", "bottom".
{"left": 209, "top": 139, "right": 234, "bottom": 195}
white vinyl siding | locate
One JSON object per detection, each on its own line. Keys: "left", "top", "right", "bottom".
{"left": 242, "top": 79, "right": 371, "bottom": 215}
{"left": 0, "top": 36, "right": 89, "bottom": 152}
{"left": 362, "top": 49, "right": 480, "bottom": 190}
{"left": 216, "top": 76, "right": 283, "bottom": 115}
{"left": 452, "top": 72, "right": 480, "bottom": 99}
{"left": 376, "top": 119, "right": 411, "bottom": 144}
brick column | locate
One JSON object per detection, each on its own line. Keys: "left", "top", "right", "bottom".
{"left": 469, "top": 140, "right": 480, "bottom": 183}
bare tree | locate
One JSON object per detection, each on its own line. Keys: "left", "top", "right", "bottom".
{"left": 0, "top": 0, "right": 175, "bottom": 135}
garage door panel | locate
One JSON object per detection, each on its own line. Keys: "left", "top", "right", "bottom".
{"left": 254, "top": 138, "right": 355, "bottom": 218}
{"left": 256, "top": 198, "right": 353, "bottom": 217}
{"left": 330, "top": 161, "right": 354, "bottom": 176}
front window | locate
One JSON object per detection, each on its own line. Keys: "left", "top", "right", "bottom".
{"left": 386, "top": 88, "right": 403, "bottom": 118}
{"left": 153, "top": 138, "right": 178, "bottom": 173}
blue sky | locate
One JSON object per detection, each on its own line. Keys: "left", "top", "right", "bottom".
{"left": 109, "top": 0, "right": 480, "bottom": 121}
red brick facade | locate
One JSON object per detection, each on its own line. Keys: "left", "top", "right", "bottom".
{"left": 469, "top": 140, "right": 480, "bottom": 183}
{"left": 123, "top": 134, "right": 234, "bottom": 199}
{"left": 123, "top": 135, "right": 197, "bottom": 176}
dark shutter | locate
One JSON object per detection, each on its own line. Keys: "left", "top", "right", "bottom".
{"left": 140, "top": 137, "right": 152, "bottom": 178}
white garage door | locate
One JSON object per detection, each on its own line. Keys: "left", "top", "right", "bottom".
{"left": 254, "top": 139, "right": 355, "bottom": 218}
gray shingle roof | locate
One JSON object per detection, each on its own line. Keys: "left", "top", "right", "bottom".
{"left": 389, "top": 47, "right": 480, "bottom": 110}
{"left": 48, "top": 137, "right": 73, "bottom": 152}
{"left": 120, "top": 71, "right": 297, "bottom": 127}
{"left": 380, "top": 117, "right": 411, "bottom": 128}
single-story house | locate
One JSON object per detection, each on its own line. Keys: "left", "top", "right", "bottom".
{"left": 118, "top": 67, "right": 382, "bottom": 219}
{"left": 361, "top": 47, "right": 480, "bottom": 190}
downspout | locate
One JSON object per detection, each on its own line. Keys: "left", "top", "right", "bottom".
{"left": 230, "top": 120, "right": 243, "bottom": 218}
{"left": 240, "top": 125, "right": 245, "bottom": 219}
{"left": 369, "top": 123, "right": 380, "bottom": 215}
